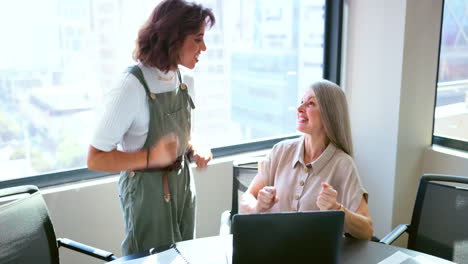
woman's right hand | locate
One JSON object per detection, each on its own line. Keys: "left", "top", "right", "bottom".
{"left": 148, "top": 134, "right": 179, "bottom": 168}
{"left": 255, "top": 186, "right": 279, "bottom": 212}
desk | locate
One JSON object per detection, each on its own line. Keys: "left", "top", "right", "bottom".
{"left": 110, "top": 235, "right": 455, "bottom": 264}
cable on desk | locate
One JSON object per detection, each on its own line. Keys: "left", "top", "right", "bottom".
{"left": 173, "top": 244, "right": 190, "bottom": 264}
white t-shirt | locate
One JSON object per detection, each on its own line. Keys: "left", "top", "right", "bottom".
{"left": 91, "top": 63, "right": 195, "bottom": 152}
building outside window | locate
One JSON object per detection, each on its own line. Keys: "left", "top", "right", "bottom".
{"left": 0, "top": 0, "right": 326, "bottom": 184}
{"left": 434, "top": 0, "right": 468, "bottom": 151}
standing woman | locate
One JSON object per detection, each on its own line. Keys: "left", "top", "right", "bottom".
{"left": 87, "top": 0, "right": 215, "bottom": 256}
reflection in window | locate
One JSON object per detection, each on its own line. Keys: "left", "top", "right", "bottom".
{"left": 0, "top": 0, "right": 325, "bottom": 181}
{"left": 434, "top": 0, "right": 468, "bottom": 144}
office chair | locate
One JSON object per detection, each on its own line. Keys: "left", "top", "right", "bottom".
{"left": 219, "top": 158, "right": 260, "bottom": 235}
{"left": 380, "top": 174, "right": 468, "bottom": 263}
{"left": 0, "top": 185, "right": 117, "bottom": 264}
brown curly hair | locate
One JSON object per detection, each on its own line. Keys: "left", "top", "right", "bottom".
{"left": 133, "top": 0, "right": 215, "bottom": 72}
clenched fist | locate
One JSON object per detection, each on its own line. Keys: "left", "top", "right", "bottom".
{"left": 148, "top": 133, "right": 179, "bottom": 168}
{"left": 256, "top": 186, "right": 279, "bottom": 212}
{"left": 316, "top": 182, "right": 340, "bottom": 211}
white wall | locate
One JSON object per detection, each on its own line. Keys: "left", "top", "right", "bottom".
{"left": 344, "top": 0, "right": 462, "bottom": 243}
{"left": 392, "top": 0, "right": 443, "bottom": 239}
{"left": 344, "top": 0, "right": 407, "bottom": 238}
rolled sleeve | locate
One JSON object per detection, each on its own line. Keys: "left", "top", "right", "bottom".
{"left": 342, "top": 161, "right": 368, "bottom": 213}
{"left": 91, "top": 74, "right": 142, "bottom": 152}
{"left": 260, "top": 154, "right": 272, "bottom": 186}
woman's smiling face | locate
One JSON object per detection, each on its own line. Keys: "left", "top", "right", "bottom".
{"left": 296, "top": 89, "right": 325, "bottom": 135}
{"left": 179, "top": 24, "right": 207, "bottom": 69}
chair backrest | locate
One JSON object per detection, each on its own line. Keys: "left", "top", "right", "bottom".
{"left": 230, "top": 158, "right": 261, "bottom": 218}
{"left": 0, "top": 185, "right": 59, "bottom": 264}
{"left": 408, "top": 174, "right": 468, "bottom": 263}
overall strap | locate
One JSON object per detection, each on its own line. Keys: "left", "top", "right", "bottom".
{"left": 124, "top": 65, "right": 155, "bottom": 151}
{"left": 177, "top": 70, "right": 195, "bottom": 109}
{"left": 126, "top": 65, "right": 152, "bottom": 98}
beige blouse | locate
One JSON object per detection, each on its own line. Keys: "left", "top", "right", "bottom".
{"left": 261, "top": 136, "right": 368, "bottom": 213}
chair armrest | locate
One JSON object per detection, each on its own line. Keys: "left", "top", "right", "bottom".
{"left": 379, "top": 224, "right": 410, "bottom": 245}
{"left": 57, "top": 238, "right": 118, "bottom": 261}
{"left": 219, "top": 210, "right": 231, "bottom": 235}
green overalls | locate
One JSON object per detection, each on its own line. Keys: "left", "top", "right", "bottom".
{"left": 118, "top": 65, "right": 196, "bottom": 256}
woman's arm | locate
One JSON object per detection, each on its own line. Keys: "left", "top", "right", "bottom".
{"left": 239, "top": 174, "right": 265, "bottom": 213}
{"left": 341, "top": 196, "right": 373, "bottom": 240}
{"left": 87, "top": 134, "right": 179, "bottom": 173}
{"left": 317, "top": 184, "right": 373, "bottom": 240}
{"left": 87, "top": 146, "right": 147, "bottom": 173}
{"left": 240, "top": 173, "right": 278, "bottom": 213}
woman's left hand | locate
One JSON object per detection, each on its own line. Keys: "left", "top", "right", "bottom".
{"left": 191, "top": 146, "right": 212, "bottom": 169}
{"left": 316, "top": 182, "right": 340, "bottom": 211}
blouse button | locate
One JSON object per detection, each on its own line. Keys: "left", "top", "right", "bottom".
{"left": 299, "top": 181, "right": 305, "bottom": 186}
{"left": 294, "top": 195, "right": 300, "bottom": 200}
{"left": 303, "top": 167, "right": 308, "bottom": 173}
{"left": 129, "top": 171, "right": 135, "bottom": 177}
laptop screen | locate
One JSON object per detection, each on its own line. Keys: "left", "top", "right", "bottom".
{"left": 231, "top": 211, "right": 344, "bottom": 264}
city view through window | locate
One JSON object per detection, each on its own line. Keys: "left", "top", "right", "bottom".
{"left": 434, "top": 0, "right": 468, "bottom": 144}
{"left": 0, "top": 0, "right": 326, "bottom": 181}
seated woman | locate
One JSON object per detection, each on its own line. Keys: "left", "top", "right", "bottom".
{"left": 240, "top": 80, "right": 373, "bottom": 240}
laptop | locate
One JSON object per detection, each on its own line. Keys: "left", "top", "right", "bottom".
{"left": 231, "top": 211, "right": 345, "bottom": 264}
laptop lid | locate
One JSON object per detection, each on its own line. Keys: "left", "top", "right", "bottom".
{"left": 231, "top": 211, "right": 344, "bottom": 264}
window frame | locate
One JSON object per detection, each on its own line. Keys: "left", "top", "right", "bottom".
{"left": 0, "top": 0, "right": 344, "bottom": 189}
{"left": 431, "top": 0, "right": 468, "bottom": 153}
{"left": 433, "top": 136, "right": 468, "bottom": 152}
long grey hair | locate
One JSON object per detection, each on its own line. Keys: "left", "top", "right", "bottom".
{"left": 311, "top": 80, "right": 353, "bottom": 157}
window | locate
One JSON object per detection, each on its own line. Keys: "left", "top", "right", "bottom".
{"left": 0, "top": 0, "right": 340, "bottom": 188}
{"left": 433, "top": 0, "right": 468, "bottom": 151}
